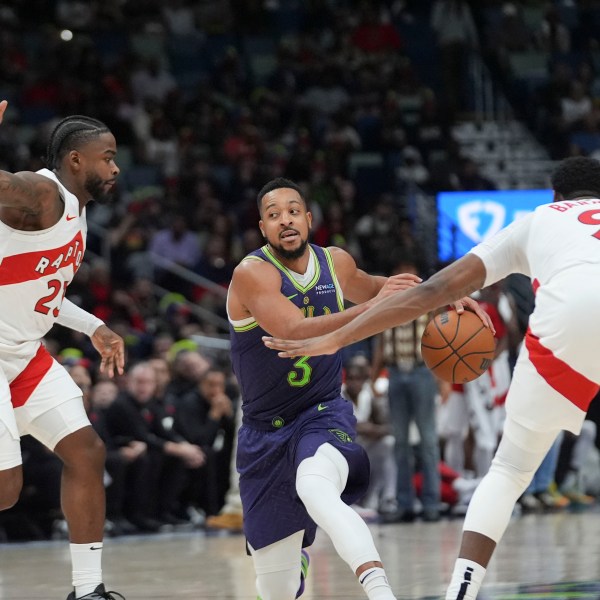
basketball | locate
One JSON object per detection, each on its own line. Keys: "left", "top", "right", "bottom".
{"left": 420, "top": 310, "right": 495, "bottom": 384}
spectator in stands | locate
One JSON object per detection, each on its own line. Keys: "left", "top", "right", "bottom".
{"left": 396, "top": 146, "right": 429, "bottom": 187}
{"left": 105, "top": 362, "right": 205, "bottom": 530}
{"left": 488, "top": 3, "right": 533, "bottom": 55}
{"left": 145, "top": 115, "right": 179, "bottom": 180}
{"left": 430, "top": 0, "right": 479, "bottom": 117}
{"left": 165, "top": 347, "right": 212, "bottom": 397}
{"left": 457, "top": 158, "right": 496, "bottom": 191}
{"left": 84, "top": 375, "right": 140, "bottom": 536}
{"left": 535, "top": 4, "right": 571, "bottom": 54}
{"left": 161, "top": 0, "right": 198, "bottom": 35}
{"left": 556, "top": 421, "right": 597, "bottom": 505}
{"left": 560, "top": 80, "right": 593, "bottom": 129}
{"left": 194, "top": 234, "right": 235, "bottom": 288}
{"left": 518, "top": 435, "right": 570, "bottom": 511}
{"left": 150, "top": 332, "right": 176, "bottom": 361}
{"left": 130, "top": 58, "right": 177, "bottom": 105}
{"left": 355, "top": 195, "right": 404, "bottom": 274}
{"left": 300, "top": 66, "right": 351, "bottom": 119}
{"left": 350, "top": 4, "right": 403, "bottom": 55}
{"left": 148, "top": 356, "right": 171, "bottom": 398}
{"left": 342, "top": 356, "right": 398, "bottom": 518}
{"left": 149, "top": 213, "right": 201, "bottom": 295}
{"left": 174, "top": 367, "right": 235, "bottom": 515}
{"left": 371, "top": 259, "right": 441, "bottom": 522}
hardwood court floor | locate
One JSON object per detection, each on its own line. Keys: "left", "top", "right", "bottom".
{"left": 1, "top": 507, "right": 599, "bottom": 599}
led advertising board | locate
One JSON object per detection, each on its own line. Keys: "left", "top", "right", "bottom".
{"left": 437, "top": 189, "right": 554, "bottom": 261}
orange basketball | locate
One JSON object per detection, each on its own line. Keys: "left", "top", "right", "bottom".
{"left": 420, "top": 310, "right": 496, "bottom": 384}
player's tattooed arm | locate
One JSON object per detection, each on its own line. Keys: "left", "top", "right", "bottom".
{"left": 0, "top": 173, "right": 58, "bottom": 214}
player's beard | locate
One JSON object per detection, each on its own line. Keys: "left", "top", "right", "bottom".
{"left": 85, "top": 172, "right": 115, "bottom": 205}
{"left": 268, "top": 235, "right": 309, "bottom": 260}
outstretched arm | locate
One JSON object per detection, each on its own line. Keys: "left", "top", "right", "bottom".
{"left": 264, "top": 254, "right": 491, "bottom": 356}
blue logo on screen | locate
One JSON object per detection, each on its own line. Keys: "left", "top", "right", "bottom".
{"left": 437, "top": 190, "right": 554, "bottom": 261}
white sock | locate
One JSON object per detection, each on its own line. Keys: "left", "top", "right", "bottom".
{"left": 70, "top": 542, "right": 103, "bottom": 598}
{"left": 359, "top": 567, "right": 396, "bottom": 600}
{"left": 445, "top": 558, "right": 486, "bottom": 600}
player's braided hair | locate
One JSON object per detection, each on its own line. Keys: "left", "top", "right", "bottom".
{"left": 45, "top": 115, "right": 110, "bottom": 170}
{"left": 551, "top": 157, "right": 600, "bottom": 199}
{"left": 256, "top": 177, "right": 305, "bottom": 213}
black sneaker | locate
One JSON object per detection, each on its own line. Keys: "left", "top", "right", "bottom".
{"left": 66, "top": 584, "right": 126, "bottom": 599}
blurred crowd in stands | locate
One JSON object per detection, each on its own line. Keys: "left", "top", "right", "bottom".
{"left": 1, "top": 0, "right": 600, "bottom": 541}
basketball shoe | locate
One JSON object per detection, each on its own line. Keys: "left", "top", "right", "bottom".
{"left": 257, "top": 549, "right": 310, "bottom": 599}
{"left": 66, "top": 584, "right": 126, "bottom": 599}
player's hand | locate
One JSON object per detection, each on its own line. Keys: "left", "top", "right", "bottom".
{"left": 452, "top": 297, "right": 496, "bottom": 335}
{"left": 91, "top": 324, "right": 125, "bottom": 378}
{"left": 0, "top": 100, "right": 7, "bottom": 125}
{"left": 263, "top": 331, "right": 340, "bottom": 358}
{"left": 374, "top": 273, "right": 421, "bottom": 303}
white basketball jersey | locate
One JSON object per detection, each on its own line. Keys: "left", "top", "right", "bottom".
{"left": 0, "top": 168, "right": 87, "bottom": 379}
{"left": 470, "top": 198, "right": 600, "bottom": 382}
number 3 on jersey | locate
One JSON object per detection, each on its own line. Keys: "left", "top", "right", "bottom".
{"left": 287, "top": 356, "right": 312, "bottom": 387}
{"left": 34, "top": 279, "right": 68, "bottom": 318}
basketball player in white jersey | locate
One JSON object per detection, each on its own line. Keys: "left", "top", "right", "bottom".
{"left": 0, "top": 100, "right": 126, "bottom": 600}
{"left": 264, "top": 156, "right": 600, "bottom": 600}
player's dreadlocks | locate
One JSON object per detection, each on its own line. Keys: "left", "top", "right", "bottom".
{"left": 45, "top": 115, "right": 110, "bottom": 170}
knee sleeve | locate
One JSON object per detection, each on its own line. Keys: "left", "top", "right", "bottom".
{"left": 297, "top": 442, "right": 349, "bottom": 493}
{"left": 296, "top": 444, "right": 380, "bottom": 573}
{"left": 250, "top": 532, "right": 303, "bottom": 600}
{"left": 463, "top": 418, "right": 560, "bottom": 543}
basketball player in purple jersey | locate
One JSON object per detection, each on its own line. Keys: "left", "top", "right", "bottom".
{"left": 228, "top": 178, "right": 483, "bottom": 600}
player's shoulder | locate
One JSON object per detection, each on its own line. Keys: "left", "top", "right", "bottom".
{"left": 324, "top": 245, "right": 351, "bottom": 261}
{"left": 325, "top": 245, "right": 356, "bottom": 272}
{"left": 232, "top": 252, "right": 279, "bottom": 284}
{"left": 14, "top": 169, "right": 59, "bottom": 192}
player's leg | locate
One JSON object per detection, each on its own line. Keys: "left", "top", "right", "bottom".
{"left": 15, "top": 357, "right": 121, "bottom": 600}
{"left": 0, "top": 376, "right": 23, "bottom": 509}
{"left": 249, "top": 530, "right": 306, "bottom": 600}
{"left": 0, "top": 464, "right": 22, "bottom": 510}
{"left": 445, "top": 416, "right": 560, "bottom": 600}
{"left": 296, "top": 443, "right": 396, "bottom": 600}
{"left": 446, "top": 340, "right": 593, "bottom": 600}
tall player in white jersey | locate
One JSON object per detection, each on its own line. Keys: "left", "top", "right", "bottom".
{"left": 263, "top": 156, "right": 600, "bottom": 600}
{"left": 0, "top": 100, "right": 126, "bottom": 600}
